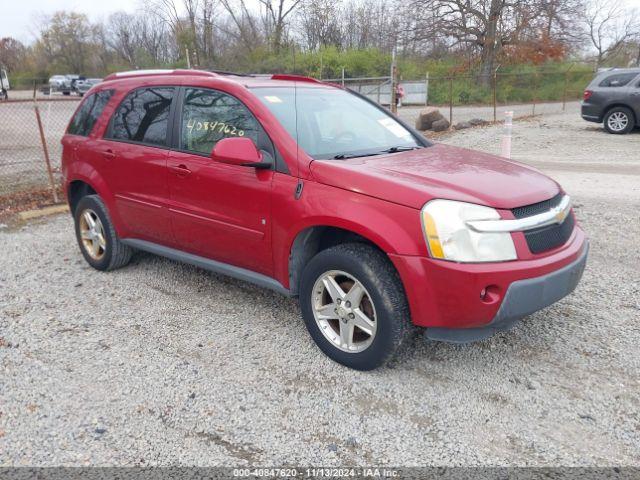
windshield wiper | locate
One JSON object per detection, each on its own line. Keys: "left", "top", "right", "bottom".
{"left": 332, "top": 146, "right": 421, "bottom": 160}
{"left": 380, "top": 146, "right": 421, "bottom": 154}
{"left": 333, "top": 151, "right": 385, "bottom": 160}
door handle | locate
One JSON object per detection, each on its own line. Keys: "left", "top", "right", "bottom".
{"left": 102, "top": 149, "right": 116, "bottom": 160}
{"left": 170, "top": 164, "right": 192, "bottom": 177}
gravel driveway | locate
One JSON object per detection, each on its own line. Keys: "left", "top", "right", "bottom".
{"left": 1, "top": 110, "right": 639, "bottom": 467}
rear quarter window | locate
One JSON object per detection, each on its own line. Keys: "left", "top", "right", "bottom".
{"left": 598, "top": 73, "right": 638, "bottom": 87}
{"left": 67, "top": 90, "right": 114, "bottom": 136}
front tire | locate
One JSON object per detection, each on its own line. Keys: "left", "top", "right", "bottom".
{"left": 74, "top": 195, "right": 132, "bottom": 271}
{"left": 299, "top": 243, "right": 412, "bottom": 370}
{"left": 604, "top": 107, "right": 634, "bottom": 134}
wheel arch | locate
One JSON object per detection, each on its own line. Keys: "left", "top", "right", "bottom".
{"left": 65, "top": 170, "right": 126, "bottom": 236}
{"left": 603, "top": 103, "right": 637, "bottom": 123}
{"left": 67, "top": 180, "right": 97, "bottom": 215}
{"left": 287, "top": 224, "right": 395, "bottom": 297}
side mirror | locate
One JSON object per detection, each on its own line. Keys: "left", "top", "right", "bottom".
{"left": 211, "top": 137, "right": 272, "bottom": 169}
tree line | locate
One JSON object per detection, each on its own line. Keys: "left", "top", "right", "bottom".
{"left": 0, "top": 0, "right": 639, "bottom": 84}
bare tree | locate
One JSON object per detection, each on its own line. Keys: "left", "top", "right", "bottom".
{"left": 297, "top": 0, "right": 342, "bottom": 51}
{"left": 258, "top": 0, "right": 304, "bottom": 52}
{"left": 408, "top": 0, "right": 541, "bottom": 84}
{"left": 0, "top": 37, "right": 27, "bottom": 72}
{"left": 36, "top": 12, "right": 96, "bottom": 73}
{"left": 585, "top": 0, "right": 639, "bottom": 67}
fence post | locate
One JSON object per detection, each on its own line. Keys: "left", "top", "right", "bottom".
{"left": 532, "top": 73, "right": 538, "bottom": 116}
{"left": 390, "top": 49, "right": 398, "bottom": 114}
{"left": 449, "top": 76, "right": 453, "bottom": 126}
{"left": 341, "top": 67, "right": 345, "bottom": 87}
{"left": 425, "top": 72, "right": 429, "bottom": 106}
{"left": 33, "top": 97, "right": 59, "bottom": 203}
{"left": 562, "top": 63, "right": 575, "bottom": 112}
{"left": 493, "top": 67, "right": 499, "bottom": 123}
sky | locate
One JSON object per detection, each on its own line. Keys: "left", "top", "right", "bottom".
{"left": 2, "top": 0, "right": 640, "bottom": 45}
{"left": 2, "top": 0, "right": 139, "bottom": 43}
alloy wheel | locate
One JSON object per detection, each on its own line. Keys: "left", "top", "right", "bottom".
{"left": 311, "top": 270, "right": 377, "bottom": 353}
{"left": 79, "top": 209, "right": 107, "bottom": 260}
{"left": 607, "top": 112, "right": 629, "bottom": 132}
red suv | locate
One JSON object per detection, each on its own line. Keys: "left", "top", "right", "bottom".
{"left": 62, "top": 69, "right": 588, "bottom": 370}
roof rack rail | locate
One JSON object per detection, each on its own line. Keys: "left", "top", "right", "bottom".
{"left": 208, "top": 69, "right": 254, "bottom": 77}
{"left": 103, "top": 69, "right": 217, "bottom": 81}
{"left": 270, "top": 74, "right": 324, "bottom": 84}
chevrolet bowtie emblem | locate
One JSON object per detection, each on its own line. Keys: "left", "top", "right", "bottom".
{"left": 554, "top": 207, "right": 568, "bottom": 223}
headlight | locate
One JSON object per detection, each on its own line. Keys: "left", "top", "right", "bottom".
{"left": 421, "top": 199, "right": 517, "bottom": 262}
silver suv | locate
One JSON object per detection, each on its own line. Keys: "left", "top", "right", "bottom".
{"left": 581, "top": 68, "right": 640, "bottom": 134}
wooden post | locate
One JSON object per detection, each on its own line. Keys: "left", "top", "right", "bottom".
{"left": 532, "top": 74, "right": 537, "bottom": 116}
{"left": 493, "top": 71, "right": 498, "bottom": 123}
{"left": 34, "top": 99, "right": 59, "bottom": 203}
{"left": 449, "top": 76, "right": 453, "bottom": 125}
{"left": 562, "top": 63, "right": 575, "bottom": 112}
{"left": 425, "top": 72, "right": 429, "bottom": 106}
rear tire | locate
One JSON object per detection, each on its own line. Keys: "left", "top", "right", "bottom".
{"left": 299, "top": 243, "right": 412, "bottom": 371}
{"left": 604, "top": 107, "right": 635, "bottom": 134}
{"left": 74, "top": 195, "right": 132, "bottom": 271}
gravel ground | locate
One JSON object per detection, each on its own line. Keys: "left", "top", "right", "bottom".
{"left": 1, "top": 109, "right": 639, "bottom": 467}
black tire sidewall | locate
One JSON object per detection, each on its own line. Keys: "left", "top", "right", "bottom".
{"left": 604, "top": 107, "right": 634, "bottom": 134}
{"left": 74, "top": 195, "right": 115, "bottom": 271}
{"left": 300, "top": 245, "right": 408, "bottom": 370}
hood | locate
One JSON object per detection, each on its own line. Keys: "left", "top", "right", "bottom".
{"left": 309, "top": 143, "right": 560, "bottom": 210}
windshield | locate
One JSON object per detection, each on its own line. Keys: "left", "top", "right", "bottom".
{"left": 253, "top": 86, "right": 422, "bottom": 159}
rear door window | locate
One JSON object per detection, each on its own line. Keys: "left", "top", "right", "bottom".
{"left": 67, "top": 90, "right": 114, "bottom": 136}
{"left": 599, "top": 73, "right": 638, "bottom": 87}
{"left": 108, "top": 87, "right": 175, "bottom": 147}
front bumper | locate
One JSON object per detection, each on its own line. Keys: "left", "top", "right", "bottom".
{"left": 389, "top": 227, "right": 588, "bottom": 335}
{"left": 425, "top": 241, "right": 588, "bottom": 343}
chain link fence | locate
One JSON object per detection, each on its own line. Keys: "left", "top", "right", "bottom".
{"left": 416, "top": 68, "right": 594, "bottom": 125}
{"left": 0, "top": 69, "right": 596, "bottom": 211}
{"left": 0, "top": 91, "right": 80, "bottom": 208}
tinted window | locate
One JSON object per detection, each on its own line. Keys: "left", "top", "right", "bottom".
{"left": 181, "top": 88, "right": 259, "bottom": 155}
{"left": 109, "top": 87, "right": 175, "bottom": 146}
{"left": 599, "top": 73, "right": 638, "bottom": 87}
{"left": 67, "top": 90, "right": 114, "bottom": 136}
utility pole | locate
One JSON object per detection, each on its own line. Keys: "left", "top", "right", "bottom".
{"left": 390, "top": 48, "right": 398, "bottom": 114}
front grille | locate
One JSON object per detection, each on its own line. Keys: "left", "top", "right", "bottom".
{"left": 511, "top": 193, "right": 575, "bottom": 254}
{"left": 512, "top": 192, "right": 563, "bottom": 219}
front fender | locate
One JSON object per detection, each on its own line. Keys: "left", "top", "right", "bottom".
{"left": 272, "top": 174, "right": 427, "bottom": 289}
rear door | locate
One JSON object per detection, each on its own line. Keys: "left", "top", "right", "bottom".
{"left": 167, "top": 87, "right": 275, "bottom": 276}
{"left": 100, "top": 86, "right": 176, "bottom": 243}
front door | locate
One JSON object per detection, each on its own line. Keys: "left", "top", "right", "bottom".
{"left": 167, "top": 87, "right": 274, "bottom": 276}
{"left": 100, "top": 86, "right": 176, "bottom": 243}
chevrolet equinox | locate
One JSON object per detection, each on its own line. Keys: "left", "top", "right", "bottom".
{"left": 62, "top": 69, "right": 589, "bottom": 370}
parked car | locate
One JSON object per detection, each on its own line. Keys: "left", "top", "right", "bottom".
{"left": 61, "top": 69, "right": 588, "bottom": 370}
{"left": 75, "top": 78, "right": 102, "bottom": 96}
{"left": 581, "top": 68, "right": 640, "bottom": 134}
{"left": 48, "top": 74, "right": 81, "bottom": 95}
{"left": 48, "top": 75, "right": 69, "bottom": 94}
{"left": 0, "top": 67, "right": 10, "bottom": 99}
